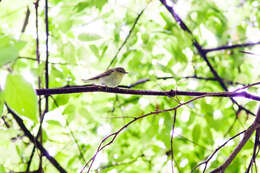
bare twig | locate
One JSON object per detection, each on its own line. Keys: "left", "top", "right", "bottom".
{"left": 121, "top": 76, "right": 247, "bottom": 89}
{"left": 21, "top": 7, "right": 30, "bottom": 33}
{"left": 210, "top": 106, "right": 260, "bottom": 173}
{"left": 106, "top": 7, "right": 146, "bottom": 69}
{"left": 26, "top": 1, "right": 41, "bottom": 171}
{"left": 66, "top": 124, "right": 86, "bottom": 163}
{"left": 192, "top": 130, "right": 246, "bottom": 172}
{"left": 170, "top": 110, "right": 177, "bottom": 173}
{"left": 205, "top": 41, "right": 260, "bottom": 53}
{"left": 80, "top": 92, "right": 243, "bottom": 172}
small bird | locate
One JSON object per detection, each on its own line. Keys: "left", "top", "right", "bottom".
{"left": 82, "top": 67, "right": 128, "bottom": 87}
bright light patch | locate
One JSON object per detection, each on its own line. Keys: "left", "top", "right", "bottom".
{"left": 48, "top": 146, "right": 57, "bottom": 156}
{"left": 113, "top": 154, "right": 118, "bottom": 159}
{"left": 138, "top": 97, "right": 149, "bottom": 108}
{"left": 173, "top": 127, "right": 182, "bottom": 137}
{"left": 108, "top": 169, "right": 117, "bottom": 173}
{"left": 181, "top": 109, "right": 190, "bottom": 122}
{"left": 97, "top": 123, "right": 112, "bottom": 136}
{"left": 205, "top": 97, "right": 212, "bottom": 104}
{"left": 93, "top": 152, "right": 108, "bottom": 169}
{"left": 22, "top": 69, "right": 36, "bottom": 88}
{"left": 120, "top": 25, "right": 130, "bottom": 39}
{"left": 0, "top": 70, "right": 8, "bottom": 89}
{"left": 180, "top": 158, "right": 188, "bottom": 167}
{"left": 159, "top": 118, "right": 164, "bottom": 131}
{"left": 214, "top": 137, "right": 225, "bottom": 147}
{"left": 246, "top": 27, "right": 260, "bottom": 42}
{"left": 213, "top": 110, "right": 222, "bottom": 119}
{"left": 187, "top": 80, "right": 198, "bottom": 90}
{"left": 171, "top": 62, "right": 182, "bottom": 74}
{"left": 155, "top": 140, "right": 166, "bottom": 149}
{"left": 175, "top": 0, "right": 190, "bottom": 18}
{"left": 182, "top": 48, "right": 193, "bottom": 61}
{"left": 200, "top": 24, "right": 217, "bottom": 47}
{"left": 159, "top": 118, "right": 164, "bottom": 127}
{"left": 252, "top": 1, "right": 259, "bottom": 7}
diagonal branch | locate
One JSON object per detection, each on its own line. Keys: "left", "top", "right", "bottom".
{"left": 159, "top": 0, "right": 256, "bottom": 116}
{"left": 210, "top": 106, "right": 260, "bottom": 173}
{"left": 170, "top": 110, "right": 177, "bottom": 173}
{"left": 106, "top": 6, "right": 146, "bottom": 69}
{"left": 5, "top": 104, "right": 67, "bottom": 173}
{"left": 205, "top": 41, "right": 260, "bottom": 53}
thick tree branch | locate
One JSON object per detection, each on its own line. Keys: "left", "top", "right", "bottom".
{"left": 35, "top": 85, "right": 260, "bottom": 101}
{"left": 5, "top": 104, "right": 67, "bottom": 173}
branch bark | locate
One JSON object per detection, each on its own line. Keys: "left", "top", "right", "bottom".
{"left": 35, "top": 85, "right": 260, "bottom": 102}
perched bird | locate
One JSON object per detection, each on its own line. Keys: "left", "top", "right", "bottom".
{"left": 82, "top": 67, "right": 128, "bottom": 87}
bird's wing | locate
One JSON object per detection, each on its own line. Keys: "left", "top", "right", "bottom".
{"left": 86, "top": 69, "right": 113, "bottom": 80}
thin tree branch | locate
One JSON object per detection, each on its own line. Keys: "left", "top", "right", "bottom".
{"left": 245, "top": 132, "right": 258, "bottom": 173}
{"left": 6, "top": 104, "right": 67, "bottom": 173}
{"left": 66, "top": 124, "right": 86, "bottom": 163}
{"left": 210, "top": 106, "right": 260, "bottom": 173}
{"left": 121, "top": 76, "right": 247, "bottom": 89}
{"left": 159, "top": 0, "right": 256, "bottom": 116}
{"left": 205, "top": 41, "right": 260, "bottom": 53}
{"left": 192, "top": 130, "right": 246, "bottom": 172}
{"left": 21, "top": 7, "right": 30, "bottom": 33}
{"left": 170, "top": 110, "right": 177, "bottom": 173}
{"left": 44, "top": 0, "right": 49, "bottom": 113}
{"left": 26, "top": 1, "right": 41, "bottom": 171}
{"left": 106, "top": 7, "right": 146, "bottom": 69}
{"left": 80, "top": 92, "right": 251, "bottom": 172}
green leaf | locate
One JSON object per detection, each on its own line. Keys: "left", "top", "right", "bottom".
{"left": 5, "top": 74, "right": 38, "bottom": 122}
{"left": 192, "top": 124, "right": 201, "bottom": 143}
{"left": 89, "top": 44, "right": 99, "bottom": 57}
{"left": 0, "top": 164, "right": 5, "bottom": 173}
{"left": 0, "top": 36, "right": 26, "bottom": 67}
{"left": 78, "top": 33, "right": 102, "bottom": 42}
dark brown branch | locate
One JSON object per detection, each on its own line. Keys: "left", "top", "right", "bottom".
{"left": 44, "top": 0, "right": 49, "bottom": 112}
{"left": 170, "top": 110, "right": 177, "bottom": 173}
{"left": 159, "top": 0, "right": 255, "bottom": 116}
{"left": 35, "top": 85, "right": 260, "bottom": 101}
{"left": 192, "top": 130, "right": 246, "bottom": 172}
{"left": 6, "top": 104, "right": 67, "bottom": 173}
{"left": 21, "top": 7, "right": 30, "bottom": 33}
{"left": 121, "top": 76, "right": 246, "bottom": 89}
{"left": 205, "top": 41, "right": 260, "bottom": 53}
{"left": 27, "top": 1, "right": 41, "bottom": 171}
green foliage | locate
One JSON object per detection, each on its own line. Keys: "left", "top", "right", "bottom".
{"left": 0, "top": 0, "right": 259, "bottom": 172}
{"left": 0, "top": 34, "right": 26, "bottom": 67}
{"left": 4, "top": 74, "right": 38, "bottom": 122}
